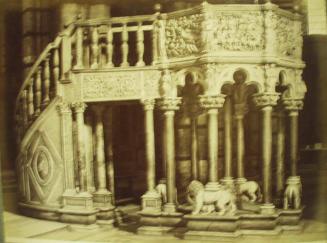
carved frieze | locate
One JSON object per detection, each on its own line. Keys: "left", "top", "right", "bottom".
{"left": 165, "top": 14, "right": 202, "bottom": 58}
{"left": 210, "top": 12, "right": 264, "bottom": 52}
{"left": 83, "top": 73, "right": 142, "bottom": 101}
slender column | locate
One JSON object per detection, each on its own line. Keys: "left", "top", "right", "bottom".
{"left": 158, "top": 97, "right": 181, "bottom": 213}
{"left": 90, "top": 26, "right": 99, "bottom": 69}
{"left": 142, "top": 99, "right": 156, "bottom": 191}
{"left": 93, "top": 105, "right": 107, "bottom": 193}
{"left": 253, "top": 93, "right": 279, "bottom": 214}
{"left": 276, "top": 108, "right": 286, "bottom": 198}
{"left": 105, "top": 106, "right": 115, "bottom": 204}
{"left": 52, "top": 48, "right": 60, "bottom": 97}
{"left": 27, "top": 83, "right": 34, "bottom": 122}
{"left": 74, "top": 26, "right": 84, "bottom": 69}
{"left": 72, "top": 102, "right": 88, "bottom": 193}
{"left": 120, "top": 23, "right": 129, "bottom": 67}
{"left": 222, "top": 95, "right": 233, "bottom": 186}
{"left": 57, "top": 102, "right": 75, "bottom": 194}
{"left": 191, "top": 116, "right": 199, "bottom": 180}
{"left": 199, "top": 95, "right": 225, "bottom": 190}
{"left": 234, "top": 103, "right": 248, "bottom": 184}
{"left": 136, "top": 22, "right": 145, "bottom": 66}
{"left": 22, "top": 90, "right": 28, "bottom": 130}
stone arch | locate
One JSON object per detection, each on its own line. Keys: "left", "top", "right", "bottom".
{"left": 217, "top": 65, "right": 264, "bottom": 95}
{"left": 174, "top": 67, "right": 206, "bottom": 96}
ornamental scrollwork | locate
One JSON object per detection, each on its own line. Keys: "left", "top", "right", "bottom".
{"left": 165, "top": 14, "right": 202, "bottom": 58}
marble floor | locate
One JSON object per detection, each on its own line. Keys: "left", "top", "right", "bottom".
{"left": 3, "top": 209, "right": 327, "bottom": 243}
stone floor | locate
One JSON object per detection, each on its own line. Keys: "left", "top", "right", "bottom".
{"left": 4, "top": 209, "right": 327, "bottom": 243}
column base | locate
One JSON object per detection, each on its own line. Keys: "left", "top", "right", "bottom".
{"left": 205, "top": 182, "right": 221, "bottom": 191}
{"left": 93, "top": 190, "right": 115, "bottom": 220}
{"left": 260, "top": 204, "right": 275, "bottom": 215}
{"left": 141, "top": 190, "right": 162, "bottom": 213}
{"left": 163, "top": 203, "right": 176, "bottom": 213}
{"left": 221, "top": 177, "right": 234, "bottom": 189}
{"left": 58, "top": 191, "right": 97, "bottom": 224}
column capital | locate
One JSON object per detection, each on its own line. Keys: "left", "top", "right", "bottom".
{"left": 253, "top": 93, "right": 279, "bottom": 108}
{"left": 157, "top": 97, "right": 182, "bottom": 111}
{"left": 234, "top": 103, "right": 249, "bottom": 118}
{"left": 57, "top": 101, "right": 72, "bottom": 114}
{"left": 198, "top": 94, "right": 225, "bottom": 110}
{"left": 72, "top": 102, "right": 87, "bottom": 113}
{"left": 282, "top": 98, "right": 304, "bottom": 112}
{"left": 141, "top": 99, "right": 156, "bottom": 111}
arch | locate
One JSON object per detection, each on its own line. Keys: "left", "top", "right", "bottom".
{"left": 174, "top": 67, "right": 206, "bottom": 93}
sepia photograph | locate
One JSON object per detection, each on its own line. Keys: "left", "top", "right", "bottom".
{"left": 0, "top": 0, "right": 326, "bottom": 242}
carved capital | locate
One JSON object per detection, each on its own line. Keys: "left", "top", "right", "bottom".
{"left": 157, "top": 97, "right": 182, "bottom": 111}
{"left": 282, "top": 98, "right": 303, "bottom": 112}
{"left": 71, "top": 102, "right": 87, "bottom": 113}
{"left": 198, "top": 95, "right": 225, "bottom": 110}
{"left": 141, "top": 99, "right": 156, "bottom": 111}
{"left": 57, "top": 101, "right": 72, "bottom": 114}
{"left": 253, "top": 93, "right": 279, "bottom": 108}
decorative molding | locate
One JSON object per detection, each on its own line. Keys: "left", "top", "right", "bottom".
{"left": 157, "top": 97, "right": 182, "bottom": 111}
{"left": 198, "top": 94, "right": 225, "bottom": 109}
{"left": 252, "top": 93, "right": 280, "bottom": 108}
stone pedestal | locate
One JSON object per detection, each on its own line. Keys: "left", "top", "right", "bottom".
{"left": 141, "top": 190, "right": 162, "bottom": 213}
{"left": 58, "top": 191, "right": 97, "bottom": 224}
{"left": 280, "top": 208, "right": 303, "bottom": 231}
{"left": 93, "top": 191, "right": 114, "bottom": 220}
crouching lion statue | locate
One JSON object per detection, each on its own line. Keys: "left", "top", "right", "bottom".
{"left": 238, "top": 180, "right": 262, "bottom": 203}
{"left": 283, "top": 176, "right": 302, "bottom": 210}
{"left": 187, "top": 180, "right": 237, "bottom": 215}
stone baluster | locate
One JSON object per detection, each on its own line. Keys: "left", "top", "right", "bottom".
{"left": 42, "top": 56, "right": 50, "bottom": 108}
{"left": 141, "top": 99, "right": 161, "bottom": 212}
{"left": 72, "top": 102, "right": 88, "bottom": 192}
{"left": 158, "top": 97, "right": 182, "bottom": 213}
{"left": 27, "top": 83, "right": 34, "bottom": 122}
{"left": 221, "top": 95, "right": 233, "bottom": 186}
{"left": 60, "top": 33, "right": 72, "bottom": 81}
{"left": 106, "top": 25, "right": 114, "bottom": 68}
{"left": 34, "top": 67, "right": 42, "bottom": 116}
{"left": 152, "top": 20, "right": 158, "bottom": 64}
{"left": 120, "top": 23, "right": 129, "bottom": 67}
{"left": 52, "top": 48, "right": 60, "bottom": 97}
{"left": 90, "top": 26, "right": 99, "bottom": 69}
{"left": 275, "top": 107, "right": 286, "bottom": 199}
{"left": 234, "top": 103, "right": 248, "bottom": 186}
{"left": 253, "top": 93, "right": 279, "bottom": 214}
{"left": 74, "top": 26, "right": 84, "bottom": 69}
{"left": 22, "top": 90, "right": 28, "bottom": 130}
{"left": 136, "top": 22, "right": 145, "bottom": 67}
{"left": 198, "top": 95, "right": 225, "bottom": 190}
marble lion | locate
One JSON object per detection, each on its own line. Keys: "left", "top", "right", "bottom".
{"left": 186, "top": 180, "right": 237, "bottom": 215}
{"left": 283, "top": 177, "right": 302, "bottom": 210}
{"left": 155, "top": 178, "right": 178, "bottom": 204}
{"left": 238, "top": 181, "right": 262, "bottom": 203}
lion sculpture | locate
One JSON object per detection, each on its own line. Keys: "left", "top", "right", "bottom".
{"left": 238, "top": 181, "right": 262, "bottom": 203}
{"left": 155, "top": 178, "right": 178, "bottom": 204}
{"left": 186, "top": 180, "right": 237, "bottom": 215}
{"left": 283, "top": 177, "right": 302, "bottom": 210}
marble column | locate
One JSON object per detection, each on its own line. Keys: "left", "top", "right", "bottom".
{"left": 198, "top": 95, "right": 225, "bottom": 191}
{"left": 191, "top": 116, "right": 199, "bottom": 180}
{"left": 253, "top": 93, "right": 279, "bottom": 214}
{"left": 158, "top": 97, "right": 182, "bottom": 213}
{"left": 141, "top": 99, "right": 161, "bottom": 212}
{"left": 72, "top": 102, "right": 88, "bottom": 193}
{"left": 221, "top": 95, "right": 233, "bottom": 186}
{"left": 92, "top": 105, "right": 113, "bottom": 218}
{"left": 234, "top": 103, "right": 248, "bottom": 186}
{"left": 57, "top": 101, "right": 75, "bottom": 195}
{"left": 283, "top": 98, "right": 303, "bottom": 208}
{"left": 105, "top": 106, "right": 115, "bottom": 204}
{"left": 276, "top": 107, "right": 286, "bottom": 199}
